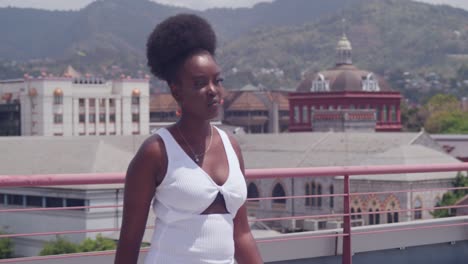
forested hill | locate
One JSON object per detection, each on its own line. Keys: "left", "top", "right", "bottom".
{"left": 0, "top": 0, "right": 467, "bottom": 90}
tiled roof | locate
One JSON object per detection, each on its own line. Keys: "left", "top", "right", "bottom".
{"left": 150, "top": 93, "right": 178, "bottom": 112}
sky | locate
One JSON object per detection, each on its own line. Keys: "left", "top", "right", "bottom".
{"left": 0, "top": 0, "right": 467, "bottom": 11}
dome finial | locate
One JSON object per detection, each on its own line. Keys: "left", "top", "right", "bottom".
{"left": 336, "top": 18, "right": 352, "bottom": 66}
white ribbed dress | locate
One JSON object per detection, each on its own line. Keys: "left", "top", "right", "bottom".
{"left": 144, "top": 127, "right": 247, "bottom": 264}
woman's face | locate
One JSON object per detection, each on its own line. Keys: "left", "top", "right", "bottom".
{"left": 174, "top": 51, "right": 225, "bottom": 121}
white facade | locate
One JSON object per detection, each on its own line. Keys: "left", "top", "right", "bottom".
{"left": 0, "top": 76, "right": 150, "bottom": 136}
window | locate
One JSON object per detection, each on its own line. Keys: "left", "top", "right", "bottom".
{"left": 99, "top": 99, "right": 106, "bottom": 107}
{"left": 369, "top": 209, "right": 374, "bottom": 225}
{"left": 391, "top": 105, "right": 397, "bottom": 122}
{"left": 311, "top": 74, "right": 329, "bottom": 92}
{"left": 302, "top": 106, "right": 308, "bottom": 123}
{"left": 294, "top": 106, "right": 300, "bottom": 123}
{"left": 375, "top": 209, "right": 380, "bottom": 224}
{"left": 0, "top": 193, "right": 4, "bottom": 205}
{"left": 79, "top": 114, "right": 85, "bottom": 123}
{"left": 317, "top": 184, "right": 322, "bottom": 207}
{"left": 7, "top": 194, "right": 23, "bottom": 206}
{"left": 351, "top": 208, "right": 356, "bottom": 220}
{"left": 79, "top": 98, "right": 85, "bottom": 107}
{"left": 66, "top": 198, "right": 86, "bottom": 209}
{"left": 414, "top": 199, "right": 423, "bottom": 220}
{"left": 89, "top": 99, "right": 96, "bottom": 107}
{"left": 109, "top": 99, "right": 115, "bottom": 107}
{"left": 132, "top": 96, "right": 140, "bottom": 105}
{"left": 272, "top": 183, "right": 286, "bottom": 204}
{"left": 311, "top": 182, "right": 316, "bottom": 206}
{"left": 110, "top": 114, "right": 116, "bottom": 123}
{"left": 99, "top": 113, "right": 106, "bottom": 123}
{"left": 26, "top": 196, "right": 43, "bottom": 207}
{"left": 54, "top": 95, "right": 63, "bottom": 105}
{"left": 247, "top": 183, "right": 260, "bottom": 202}
{"left": 305, "top": 183, "right": 311, "bottom": 206}
{"left": 386, "top": 198, "right": 400, "bottom": 223}
{"left": 376, "top": 106, "right": 381, "bottom": 121}
{"left": 46, "top": 197, "right": 63, "bottom": 208}
{"left": 89, "top": 114, "right": 95, "bottom": 123}
{"left": 382, "top": 105, "right": 388, "bottom": 122}
{"left": 329, "top": 185, "right": 334, "bottom": 208}
{"left": 362, "top": 73, "right": 380, "bottom": 92}
{"left": 132, "top": 114, "right": 140, "bottom": 122}
{"left": 53, "top": 88, "right": 63, "bottom": 105}
{"left": 54, "top": 114, "right": 63, "bottom": 124}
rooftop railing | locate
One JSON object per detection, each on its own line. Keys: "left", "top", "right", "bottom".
{"left": 1, "top": 163, "right": 468, "bottom": 264}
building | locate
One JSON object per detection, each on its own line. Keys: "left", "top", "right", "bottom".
{"left": 289, "top": 34, "right": 402, "bottom": 132}
{"left": 0, "top": 68, "right": 149, "bottom": 136}
{"left": 223, "top": 86, "right": 290, "bottom": 133}
{"left": 242, "top": 130, "right": 460, "bottom": 230}
{"left": 149, "top": 86, "right": 290, "bottom": 133}
{"left": 0, "top": 130, "right": 461, "bottom": 256}
{"left": 432, "top": 134, "right": 468, "bottom": 162}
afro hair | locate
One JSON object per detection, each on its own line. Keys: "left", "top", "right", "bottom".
{"left": 146, "top": 14, "right": 217, "bottom": 83}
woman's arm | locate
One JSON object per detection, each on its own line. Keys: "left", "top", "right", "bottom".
{"left": 228, "top": 134, "right": 264, "bottom": 264}
{"left": 114, "top": 136, "right": 163, "bottom": 264}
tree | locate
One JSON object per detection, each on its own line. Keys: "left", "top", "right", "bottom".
{"left": 432, "top": 173, "right": 468, "bottom": 218}
{"left": 39, "top": 236, "right": 78, "bottom": 256}
{"left": 0, "top": 231, "right": 14, "bottom": 259}
{"left": 423, "top": 94, "right": 468, "bottom": 134}
{"left": 78, "top": 234, "right": 116, "bottom": 252}
{"left": 39, "top": 234, "right": 117, "bottom": 256}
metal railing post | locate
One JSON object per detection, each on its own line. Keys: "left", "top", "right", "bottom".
{"left": 342, "top": 174, "right": 352, "bottom": 264}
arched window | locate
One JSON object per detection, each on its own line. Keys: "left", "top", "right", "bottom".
{"left": 369, "top": 209, "right": 374, "bottom": 225}
{"left": 272, "top": 183, "right": 286, "bottom": 204}
{"left": 362, "top": 73, "right": 381, "bottom": 92}
{"left": 357, "top": 208, "right": 362, "bottom": 219}
{"left": 247, "top": 183, "right": 259, "bottom": 202}
{"left": 53, "top": 88, "right": 63, "bottom": 105}
{"left": 367, "top": 196, "right": 381, "bottom": 225}
{"left": 385, "top": 197, "right": 400, "bottom": 224}
{"left": 351, "top": 208, "right": 355, "bottom": 220}
{"left": 329, "top": 185, "right": 334, "bottom": 209}
{"left": 305, "top": 183, "right": 311, "bottom": 206}
{"left": 132, "top": 89, "right": 140, "bottom": 105}
{"left": 387, "top": 210, "right": 393, "bottom": 223}
{"left": 311, "top": 74, "right": 330, "bottom": 92}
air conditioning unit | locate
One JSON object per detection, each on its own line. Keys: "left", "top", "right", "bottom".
{"left": 280, "top": 219, "right": 304, "bottom": 231}
{"left": 303, "top": 219, "right": 318, "bottom": 231}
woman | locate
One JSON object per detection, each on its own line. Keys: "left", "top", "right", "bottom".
{"left": 114, "top": 14, "right": 263, "bottom": 264}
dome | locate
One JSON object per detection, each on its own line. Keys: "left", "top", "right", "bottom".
{"left": 297, "top": 64, "right": 392, "bottom": 93}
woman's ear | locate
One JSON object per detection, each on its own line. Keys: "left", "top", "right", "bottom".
{"left": 169, "top": 84, "right": 181, "bottom": 102}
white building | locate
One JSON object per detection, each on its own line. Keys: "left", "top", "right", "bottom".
{"left": 0, "top": 73, "right": 149, "bottom": 136}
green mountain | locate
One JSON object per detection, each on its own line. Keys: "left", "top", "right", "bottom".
{"left": 0, "top": 0, "right": 467, "bottom": 92}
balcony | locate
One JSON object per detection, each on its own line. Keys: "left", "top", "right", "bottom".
{"left": 0, "top": 163, "right": 468, "bottom": 264}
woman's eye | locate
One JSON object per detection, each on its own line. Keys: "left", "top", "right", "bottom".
{"left": 194, "top": 80, "right": 207, "bottom": 89}
{"left": 215, "top": 77, "right": 224, "bottom": 85}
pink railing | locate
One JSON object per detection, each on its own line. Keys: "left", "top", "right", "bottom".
{"left": 1, "top": 163, "right": 468, "bottom": 264}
